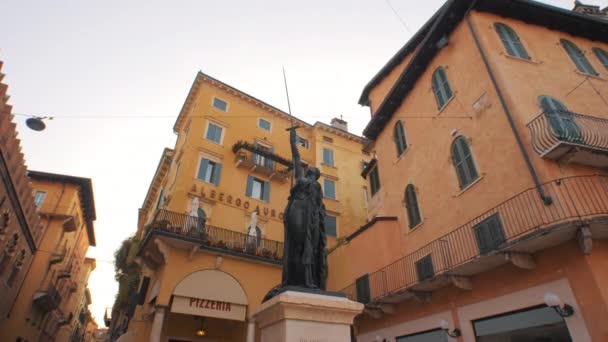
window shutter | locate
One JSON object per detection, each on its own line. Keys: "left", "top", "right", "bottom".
{"left": 415, "top": 255, "right": 434, "bottom": 281}
{"left": 137, "top": 277, "right": 151, "bottom": 305}
{"left": 197, "top": 158, "right": 209, "bottom": 180}
{"left": 266, "top": 147, "right": 274, "bottom": 169}
{"left": 561, "top": 39, "right": 598, "bottom": 76}
{"left": 405, "top": 185, "right": 421, "bottom": 228}
{"left": 474, "top": 214, "right": 505, "bottom": 254}
{"left": 594, "top": 48, "right": 608, "bottom": 69}
{"left": 246, "top": 176, "right": 254, "bottom": 197}
{"left": 355, "top": 274, "right": 371, "bottom": 305}
{"left": 212, "top": 163, "right": 222, "bottom": 185}
{"left": 263, "top": 181, "right": 270, "bottom": 202}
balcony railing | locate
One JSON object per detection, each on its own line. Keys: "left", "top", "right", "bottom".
{"left": 33, "top": 284, "right": 62, "bottom": 312}
{"left": 146, "top": 209, "right": 284, "bottom": 263}
{"left": 233, "top": 142, "right": 292, "bottom": 182}
{"left": 344, "top": 175, "right": 608, "bottom": 303}
{"left": 528, "top": 110, "right": 608, "bottom": 167}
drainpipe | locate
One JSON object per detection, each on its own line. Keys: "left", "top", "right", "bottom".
{"left": 465, "top": 13, "right": 552, "bottom": 205}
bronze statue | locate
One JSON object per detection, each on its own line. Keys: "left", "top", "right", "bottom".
{"left": 281, "top": 126, "right": 327, "bottom": 290}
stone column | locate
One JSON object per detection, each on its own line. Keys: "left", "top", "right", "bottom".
{"left": 150, "top": 306, "right": 167, "bottom": 342}
{"left": 246, "top": 318, "right": 256, "bottom": 342}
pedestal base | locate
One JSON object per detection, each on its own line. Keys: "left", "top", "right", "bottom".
{"left": 253, "top": 290, "right": 364, "bottom": 342}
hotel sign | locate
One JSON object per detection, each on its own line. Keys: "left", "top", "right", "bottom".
{"left": 171, "top": 295, "right": 246, "bottom": 321}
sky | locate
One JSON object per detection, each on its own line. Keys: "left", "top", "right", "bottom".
{"left": 0, "top": 0, "right": 602, "bottom": 327}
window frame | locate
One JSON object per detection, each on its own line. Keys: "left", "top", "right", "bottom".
{"left": 323, "top": 178, "right": 337, "bottom": 200}
{"left": 205, "top": 121, "right": 225, "bottom": 145}
{"left": 451, "top": 136, "right": 480, "bottom": 190}
{"left": 196, "top": 157, "right": 222, "bottom": 185}
{"left": 325, "top": 214, "right": 337, "bottom": 237}
{"left": 322, "top": 147, "right": 335, "bottom": 167}
{"left": 212, "top": 97, "right": 228, "bottom": 112}
{"left": 560, "top": 39, "right": 599, "bottom": 76}
{"left": 246, "top": 176, "right": 270, "bottom": 202}
{"left": 34, "top": 191, "right": 46, "bottom": 208}
{"left": 431, "top": 66, "right": 454, "bottom": 110}
{"left": 258, "top": 118, "right": 272, "bottom": 132}
{"left": 296, "top": 135, "right": 309, "bottom": 149}
{"left": 494, "top": 22, "right": 530, "bottom": 60}
{"left": 393, "top": 120, "right": 408, "bottom": 157}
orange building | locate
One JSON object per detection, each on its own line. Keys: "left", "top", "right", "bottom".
{"left": 114, "top": 72, "right": 370, "bottom": 341}
{"left": 0, "top": 60, "right": 41, "bottom": 323}
{"left": 0, "top": 171, "right": 97, "bottom": 342}
{"left": 328, "top": 0, "right": 608, "bottom": 341}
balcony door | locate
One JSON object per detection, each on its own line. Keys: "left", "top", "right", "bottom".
{"left": 253, "top": 142, "right": 274, "bottom": 169}
{"left": 539, "top": 96, "right": 582, "bottom": 143}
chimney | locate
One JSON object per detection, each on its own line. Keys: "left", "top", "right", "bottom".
{"left": 572, "top": 1, "right": 608, "bottom": 20}
{"left": 330, "top": 117, "right": 348, "bottom": 132}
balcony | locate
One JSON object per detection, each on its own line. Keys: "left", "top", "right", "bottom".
{"left": 528, "top": 110, "right": 608, "bottom": 168}
{"left": 33, "top": 284, "right": 62, "bottom": 312}
{"left": 49, "top": 245, "right": 67, "bottom": 265}
{"left": 37, "top": 204, "right": 81, "bottom": 232}
{"left": 141, "top": 209, "right": 284, "bottom": 266}
{"left": 232, "top": 141, "right": 292, "bottom": 182}
{"left": 343, "top": 175, "right": 608, "bottom": 307}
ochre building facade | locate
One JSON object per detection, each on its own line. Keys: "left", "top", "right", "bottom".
{"left": 0, "top": 171, "right": 97, "bottom": 342}
{"left": 120, "top": 72, "right": 370, "bottom": 341}
{"left": 329, "top": 0, "right": 608, "bottom": 341}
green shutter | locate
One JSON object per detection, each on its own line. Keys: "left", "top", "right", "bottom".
{"left": 246, "top": 176, "right": 254, "bottom": 197}
{"left": 212, "top": 163, "right": 222, "bottom": 185}
{"left": 197, "top": 159, "right": 209, "bottom": 180}
{"left": 594, "top": 48, "right": 608, "bottom": 69}
{"left": 355, "top": 274, "right": 371, "bottom": 304}
{"left": 263, "top": 181, "right": 270, "bottom": 202}
{"left": 561, "top": 39, "right": 598, "bottom": 76}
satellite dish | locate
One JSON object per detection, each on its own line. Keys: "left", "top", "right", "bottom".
{"left": 25, "top": 117, "right": 48, "bottom": 131}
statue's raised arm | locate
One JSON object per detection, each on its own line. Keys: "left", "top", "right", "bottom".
{"left": 288, "top": 126, "right": 302, "bottom": 180}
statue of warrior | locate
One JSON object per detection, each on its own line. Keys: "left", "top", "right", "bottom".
{"left": 281, "top": 126, "right": 327, "bottom": 290}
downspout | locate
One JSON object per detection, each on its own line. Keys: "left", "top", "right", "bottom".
{"left": 465, "top": 13, "right": 552, "bottom": 205}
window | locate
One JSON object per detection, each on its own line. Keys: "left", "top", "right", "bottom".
{"left": 451, "top": 136, "right": 479, "bottom": 189}
{"left": 322, "top": 148, "right": 334, "bottom": 166}
{"left": 34, "top": 191, "right": 46, "bottom": 208}
{"left": 172, "top": 162, "right": 180, "bottom": 186}
{"left": 415, "top": 254, "right": 434, "bottom": 281}
{"left": 325, "top": 215, "right": 337, "bottom": 237}
{"left": 324, "top": 179, "right": 336, "bottom": 200}
{"left": 396, "top": 329, "right": 447, "bottom": 342}
{"left": 495, "top": 23, "right": 529, "bottom": 59}
{"left": 296, "top": 135, "right": 309, "bottom": 148}
{"left": 431, "top": 66, "right": 453, "bottom": 110}
{"left": 258, "top": 118, "right": 271, "bottom": 131}
{"left": 355, "top": 274, "right": 371, "bottom": 305}
{"left": 369, "top": 166, "right": 381, "bottom": 196}
{"left": 474, "top": 214, "right": 506, "bottom": 254}
{"left": 197, "top": 158, "right": 222, "bottom": 185}
{"left": 246, "top": 176, "right": 270, "bottom": 202}
{"left": 560, "top": 39, "right": 598, "bottom": 76}
{"left": 593, "top": 47, "right": 608, "bottom": 69}
{"left": 253, "top": 143, "right": 274, "bottom": 169}
{"left": 393, "top": 120, "right": 408, "bottom": 156}
{"left": 205, "top": 122, "right": 223, "bottom": 144}
{"left": 212, "top": 97, "right": 228, "bottom": 112}
{"left": 405, "top": 184, "right": 422, "bottom": 228}
{"left": 474, "top": 306, "right": 571, "bottom": 341}
{"left": 538, "top": 96, "right": 581, "bottom": 143}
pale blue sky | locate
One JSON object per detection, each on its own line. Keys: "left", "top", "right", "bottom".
{"left": 0, "top": 0, "right": 602, "bottom": 326}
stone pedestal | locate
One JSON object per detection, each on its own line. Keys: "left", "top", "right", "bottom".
{"left": 253, "top": 290, "right": 364, "bottom": 342}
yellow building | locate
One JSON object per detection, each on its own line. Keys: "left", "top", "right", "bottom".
{"left": 0, "top": 171, "right": 97, "bottom": 342}
{"left": 327, "top": 0, "right": 608, "bottom": 341}
{"left": 118, "top": 71, "right": 369, "bottom": 341}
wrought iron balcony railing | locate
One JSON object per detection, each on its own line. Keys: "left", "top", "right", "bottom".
{"left": 528, "top": 110, "right": 608, "bottom": 167}
{"left": 343, "top": 175, "right": 608, "bottom": 304}
{"left": 146, "top": 209, "right": 284, "bottom": 263}
{"left": 33, "top": 284, "right": 62, "bottom": 312}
